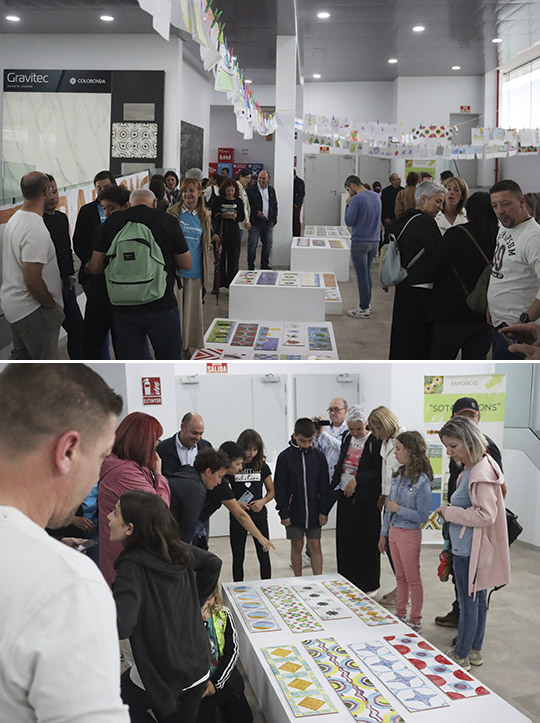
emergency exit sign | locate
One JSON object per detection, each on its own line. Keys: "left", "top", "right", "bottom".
{"left": 460, "top": 105, "right": 471, "bottom": 113}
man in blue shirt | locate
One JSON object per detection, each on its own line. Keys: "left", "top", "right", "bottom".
{"left": 343, "top": 176, "right": 382, "bottom": 318}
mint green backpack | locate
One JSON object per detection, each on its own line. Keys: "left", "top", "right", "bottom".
{"left": 104, "top": 221, "right": 167, "bottom": 306}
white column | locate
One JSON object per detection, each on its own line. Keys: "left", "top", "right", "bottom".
{"left": 272, "top": 34, "right": 297, "bottom": 267}
{"left": 163, "top": 37, "right": 183, "bottom": 173}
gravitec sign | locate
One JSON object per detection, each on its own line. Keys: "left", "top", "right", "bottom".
{"left": 4, "top": 69, "right": 111, "bottom": 93}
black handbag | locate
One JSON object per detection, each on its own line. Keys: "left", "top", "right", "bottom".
{"left": 506, "top": 507, "right": 523, "bottom": 546}
{"left": 451, "top": 227, "right": 492, "bottom": 315}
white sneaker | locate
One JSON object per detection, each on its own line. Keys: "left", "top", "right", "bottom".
{"left": 347, "top": 306, "right": 371, "bottom": 318}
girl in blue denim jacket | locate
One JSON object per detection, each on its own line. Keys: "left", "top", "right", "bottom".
{"left": 378, "top": 431, "right": 433, "bottom": 632}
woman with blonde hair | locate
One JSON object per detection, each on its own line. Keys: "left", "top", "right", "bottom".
{"left": 436, "top": 176, "right": 469, "bottom": 234}
{"left": 367, "top": 406, "right": 404, "bottom": 605}
{"left": 168, "top": 178, "right": 212, "bottom": 357}
{"left": 436, "top": 416, "right": 509, "bottom": 670}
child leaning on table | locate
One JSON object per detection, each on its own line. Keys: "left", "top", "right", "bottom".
{"left": 196, "top": 586, "right": 253, "bottom": 723}
{"left": 274, "top": 417, "right": 331, "bottom": 576}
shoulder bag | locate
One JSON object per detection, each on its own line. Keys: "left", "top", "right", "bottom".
{"left": 451, "top": 226, "right": 492, "bottom": 314}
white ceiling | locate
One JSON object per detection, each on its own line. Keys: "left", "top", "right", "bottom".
{"left": 2, "top": 0, "right": 540, "bottom": 84}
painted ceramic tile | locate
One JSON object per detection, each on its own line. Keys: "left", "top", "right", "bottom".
{"left": 350, "top": 640, "right": 449, "bottom": 711}
{"left": 316, "top": 226, "right": 327, "bottom": 235}
{"left": 262, "top": 645, "right": 338, "bottom": 717}
{"left": 228, "top": 584, "right": 281, "bottom": 632}
{"left": 235, "top": 271, "right": 259, "bottom": 284}
{"left": 257, "top": 271, "right": 279, "bottom": 285}
{"left": 282, "top": 323, "right": 306, "bottom": 348}
{"left": 301, "top": 273, "right": 321, "bottom": 287}
{"left": 325, "top": 226, "right": 338, "bottom": 235}
{"left": 279, "top": 272, "right": 301, "bottom": 286}
{"left": 308, "top": 327, "right": 332, "bottom": 351}
{"left": 292, "top": 583, "right": 352, "bottom": 621}
{"left": 206, "top": 320, "right": 236, "bottom": 344}
{"left": 312, "top": 239, "right": 327, "bottom": 247}
{"left": 253, "top": 353, "right": 279, "bottom": 359}
{"left": 296, "top": 238, "right": 310, "bottom": 247}
{"left": 325, "top": 287, "right": 341, "bottom": 302}
{"left": 112, "top": 122, "right": 158, "bottom": 158}
{"left": 231, "top": 323, "right": 259, "bottom": 347}
{"left": 337, "top": 227, "right": 351, "bottom": 237}
{"left": 384, "top": 633, "right": 490, "bottom": 700}
{"left": 323, "top": 273, "right": 337, "bottom": 287}
{"left": 254, "top": 326, "right": 281, "bottom": 351}
{"left": 191, "top": 347, "right": 224, "bottom": 360}
{"left": 302, "top": 638, "right": 405, "bottom": 722}
{"left": 304, "top": 225, "right": 316, "bottom": 235}
{"left": 328, "top": 239, "right": 345, "bottom": 249}
{"left": 322, "top": 580, "right": 396, "bottom": 626}
{"left": 261, "top": 585, "right": 323, "bottom": 634}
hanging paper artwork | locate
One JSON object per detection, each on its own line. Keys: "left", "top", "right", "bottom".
{"left": 349, "top": 640, "right": 450, "bottom": 711}
{"left": 261, "top": 585, "right": 323, "bottom": 633}
{"left": 227, "top": 584, "right": 281, "bottom": 632}
{"left": 302, "top": 638, "right": 405, "bottom": 722}
{"left": 262, "top": 645, "right": 338, "bottom": 717}
{"left": 384, "top": 633, "right": 490, "bottom": 700}
{"left": 322, "top": 579, "right": 396, "bottom": 626}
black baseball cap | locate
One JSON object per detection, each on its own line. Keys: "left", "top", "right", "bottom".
{"left": 452, "top": 397, "right": 480, "bottom": 416}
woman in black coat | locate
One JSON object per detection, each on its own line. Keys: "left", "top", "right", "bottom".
{"left": 428, "top": 192, "right": 498, "bottom": 359}
{"left": 331, "top": 405, "right": 382, "bottom": 593}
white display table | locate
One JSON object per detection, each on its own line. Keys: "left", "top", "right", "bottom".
{"left": 192, "top": 318, "right": 339, "bottom": 360}
{"left": 229, "top": 270, "right": 326, "bottom": 322}
{"left": 291, "top": 237, "right": 350, "bottom": 282}
{"left": 223, "top": 574, "right": 530, "bottom": 723}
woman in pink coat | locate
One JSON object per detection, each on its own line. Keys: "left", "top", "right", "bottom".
{"left": 437, "top": 416, "right": 509, "bottom": 671}
{"left": 98, "top": 412, "right": 171, "bottom": 585}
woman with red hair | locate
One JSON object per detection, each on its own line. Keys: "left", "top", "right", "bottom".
{"left": 98, "top": 412, "right": 170, "bottom": 585}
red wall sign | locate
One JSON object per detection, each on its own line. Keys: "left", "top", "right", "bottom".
{"left": 460, "top": 105, "right": 471, "bottom": 113}
{"left": 319, "top": 146, "right": 330, "bottom": 154}
{"left": 142, "top": 377, "right": 162, "bottom": 405}
{"left": 206, "top": 362, "right": 228, "bottom": 374}
{"left": 218, "top": 147, "right": 234, "bottom": 163}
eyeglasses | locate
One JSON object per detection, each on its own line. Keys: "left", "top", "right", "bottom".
{"left": 327, "top": 407, "right": 345, "bottom": 413}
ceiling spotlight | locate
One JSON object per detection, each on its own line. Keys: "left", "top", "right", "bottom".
{"left": 388, "top": 58, "right": 398, "bottom": 64}
{"left": 492, "top": 37, "right": 503, "bottom": 43}
{"left": 313, "top": 73, "right": 322, "bottom": 79}
{"left": 317, "top": 12, "right": 330, "bottom": 19}
{"left": 100, "top": 15, "right": 114, "bottom": 21}
{"left": 451, "top": 65, "right": 461, "bottom": 70}
{"left": 412, "top": 25, "right": 425, "bottom": 32}
{"left": 245, "top": 79, "right": 253, "bottom": 84}
{"left": 6, "top": 15, "right": 20, "bottom": 21}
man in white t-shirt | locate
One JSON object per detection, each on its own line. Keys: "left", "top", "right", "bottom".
{"left": 0, "top": 171, "right": 64, "bottom": 358}
{"left": 313, "top": 397, "right": 349, "bottom": 482}
{"left": 0, "top": 363, "right": 128, "bottom": 722}
{"left": 488, "top": 179, "right": 540, "bottom": 359}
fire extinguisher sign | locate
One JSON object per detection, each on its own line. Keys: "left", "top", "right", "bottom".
{"left": 142, "top": 377, "right": 162, "bottom": 405}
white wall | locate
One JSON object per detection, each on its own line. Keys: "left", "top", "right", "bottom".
{"left": 304, "top": 81, "right": 394, "bottom": 122}
{"left": 179, "top": 54, "right": 216, "bottom": 173}
{"left": 395, "top": 76, "right": 484, "bottom": 128}
{"left": 501, "top": 448, "right": 540, "bottom": 547}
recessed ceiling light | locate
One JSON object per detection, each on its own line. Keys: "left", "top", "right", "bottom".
{"left": 313, "top": 73, "right": 322, "bottom": 79}
{"left": 412, "top": 25, "right": 425, "bottom": 32}
{"left": 100, "top": 15, "right": 114, "bottom": 21}
{"left": 451, "top": 65, "right": 461, "bottom": 70}
{"left": 245, "top": 79, "right": 252, "bottom": 84}
{"left": 6, "top": 15, "right": 20, "bottom": 21}
{"left": 492, "top": 37, "right": 503, "bottom": 43}
{"left": 317, "top": 12, "right": 330, "bottom": 19}
{"left": 388, "top": 58, "right": 398, "bottom": 64}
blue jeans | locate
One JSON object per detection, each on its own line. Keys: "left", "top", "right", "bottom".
{"left": 113, "top": 304, "right": 182, "bottom": 360}
{"left": 453, "top": 554, "right": 487, "bottom": 658}
{"left": 350, "top": 241, "right": 378, "bottom": 309}
{"left": 491, "top": 323, "right": 526, "bottom": 360}
{"left": 247, "top": 223, "right": 273, "bottom": 269}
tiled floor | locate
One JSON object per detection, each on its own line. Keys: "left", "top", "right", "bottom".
{"left": 210, "top": 529, "right": 540, "bottom": 722}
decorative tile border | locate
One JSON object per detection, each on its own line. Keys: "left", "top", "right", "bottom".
{"left": 228, "top": 584, "right": 281, "bottom": 633}
{"left": 384, "top": 634, "right": 490, "bottom": 700}
{"left": 350, "top": 640, "right": 449, "bottom": 711}
{"left": 323, "top": 579, "right": 396, "bottom": 626}
{"left": 262, "top": 645, "right": 338, "bottom": 717}
{"left": 302, "top": 638, "right": 405, "bottom": 722}
{"left": 261, "top": 585, "right": 323, "bottom": 634}
{"left": 292, "top": 583, "right": 352, "bottom": 621}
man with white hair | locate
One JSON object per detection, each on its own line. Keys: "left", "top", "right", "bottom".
{"left": 386, "top": 180, "right": 445, "bottom": 359}
{"left": 89, "top": 189, "right": 192, "bottom": 359}
{"left": 313, "top": 397, "right": 349, "bottom": 480}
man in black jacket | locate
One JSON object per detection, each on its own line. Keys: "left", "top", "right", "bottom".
{"left": 435, "top": 396, "right": 505, "bottom": 628}
{"left": 246, "top": 170, "right": 278, "bottom": 270}
{"left": 381, "top": 173, "right": 403, "bottom": 227}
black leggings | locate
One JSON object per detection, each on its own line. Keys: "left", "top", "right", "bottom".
{"left": 229, "top": 513, "right": 271, "bottom": 581}
{"left": 121, "top": 669, "right": 206, "bottom": 723}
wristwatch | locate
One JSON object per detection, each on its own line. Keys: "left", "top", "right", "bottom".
{"left": 519, "top": 312, "right": 531, "bottom": 323}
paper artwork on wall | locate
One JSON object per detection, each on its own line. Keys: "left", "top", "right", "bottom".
{"left": 302, "top": 638, "right": 405, "bottom": 722}
{"left": 261, "top": 645, "right": 338, "bottom": 716}
{"left": 322, "top": 580, "right": 396, "bottom": 626}
{"left": 384, "top": 634, "right": 490, "bottom": 700}
{"left": 261, "top": 585, "right": 324, "bottom": 634}
{"left": 349, "top": 640, "right": 449, "bottom": 711}
{"left": 292, "top": 583, "right": 352, "bottom": 621}
{"left": 112, "top": 122, "right": 158, "bottom": 158}
{"left": 228, "top": 584, "right": 281, "bottom": 632}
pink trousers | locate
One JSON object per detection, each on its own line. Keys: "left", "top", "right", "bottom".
{"left": 389, "top": 526, "right": 423, "bottom": 624}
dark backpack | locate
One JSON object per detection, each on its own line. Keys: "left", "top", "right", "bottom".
{"left": 105, "top": 221, "right": 167, "bottom": 306}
